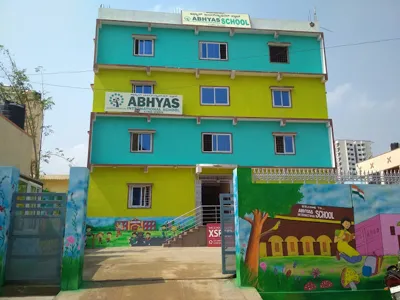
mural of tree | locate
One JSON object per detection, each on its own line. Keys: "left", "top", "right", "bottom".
{"left": 237, "top": 169, "right": 304, "bottom": 280}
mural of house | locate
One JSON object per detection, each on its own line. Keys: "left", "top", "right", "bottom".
{"left": 355, "top": 214, "right": 400, "bottom": 256}
{"left": 260, "top": 204, "right": 355, "bottom": 257}
{"left": 115, "top": 219, "right": 157, "bottom": 231}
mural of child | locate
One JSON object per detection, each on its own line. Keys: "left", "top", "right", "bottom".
{"left": 334, "top": 217, "right": 362, "bottom": 264}
{"left": 161, "top": 224, "right": 167, "bottom": 239}
{"left": 129, "top": 232, "right": 138, "bottom": 246}
{"left": 96, "top": 232, "right": 104, "bottom": 244}
{"left": 116, "top": 223, "right": 123, "bottom": 238}
{"left": 137, "top": 227, "right": 145, "bottom": 244}
{"left": 145, "top": 232, "right": 152, "bottom": 245}
{"left": 106, "top": 232, "right": 112, "bottom": 244}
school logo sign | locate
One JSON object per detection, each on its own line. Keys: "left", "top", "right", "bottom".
{"left": 105, "top": 92, "right": 183, "bottom": 115}
{"left": 181, "top": 11, "right": 251, "bottom": 29}
{"left": 108, "top": 93, "right": 125, "bottom": 108}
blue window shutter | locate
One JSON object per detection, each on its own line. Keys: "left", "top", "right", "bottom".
{"left": 139, "top": 40, "right": 145, "bottom": 55}
{"left": 131, "top": 188, "right": 142, "bottom": 206}
{"left": 217, "top": 135, "right": 231, "bottom": 152}
{"left": 143, "top": 86, "right": 152, "bottom": 94}
{"left": 273, "top": 91, "right": 282, "bottom": 106}
{"left": 284, "top": 136, "right": 294, "bottom": 153}
{"left": 212, "top": 135, "right": 218, "bottom": 151}
{"left": 201, "top": 43, "right": 207, "bottom": 58}
{"left": 141, "top": 134, "right": 151, "bottom": 151}
{"left": 135, "top": 86, "right": 143, "bottom": 93}
{"left": 144, "top": 40, "right": 153, "bottom": 55}
{"left": 282, "top": 91, "right": 290, "bottom": 107}
{"left": 201, "top": 87, "right": 215, "bottom": 104}
{"left": 208, "top": 43, "right": 219, "bottom": 59}
{"left": 215, "top": 88, "right": 228, "bottom": 104}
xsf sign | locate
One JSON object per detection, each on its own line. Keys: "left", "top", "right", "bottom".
{"left": 207, "top": 223, "right": 221, "bottom": 247}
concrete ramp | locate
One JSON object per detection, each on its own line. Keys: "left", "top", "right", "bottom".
{"left": 56, "top": 279, "right": 261, "bottom": 300}
{"left": 56, "top": 247, "right": 261, "bottom": 299}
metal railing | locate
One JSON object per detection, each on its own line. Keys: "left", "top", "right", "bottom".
{"left": 252, "top": 168, "right": 400, "bottom": 184}
{"left": 164, "top": 205, "right": 220, "bottom": 243}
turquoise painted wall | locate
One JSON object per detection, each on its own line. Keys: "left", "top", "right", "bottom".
{"left": 90, "top": 116, "right": 332, "bottom": 167}
{"left": 97, "top": 25, "right": 323, "bottom": 74}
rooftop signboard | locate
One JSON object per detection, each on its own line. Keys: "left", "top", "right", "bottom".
{"left": 181, "top": 11, "right": 251, "bottom": 29}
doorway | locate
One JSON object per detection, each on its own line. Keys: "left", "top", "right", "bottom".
{"left": 200, "top": 177, "right": 231, "bottom": 225}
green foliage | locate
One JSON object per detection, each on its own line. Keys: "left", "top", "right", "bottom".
{"left": 236, "top": 168, "right": 304, "bottom": 218}
{"left": 0, "top": 45, "right": 73, "bottom": 179}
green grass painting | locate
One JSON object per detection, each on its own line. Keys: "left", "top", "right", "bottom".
{"left": 61, "top": 257, "right": 82, "bottom": 291}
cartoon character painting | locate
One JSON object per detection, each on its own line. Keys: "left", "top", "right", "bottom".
{"left": 334, "top": 217, "right": 362, "bottom": 264}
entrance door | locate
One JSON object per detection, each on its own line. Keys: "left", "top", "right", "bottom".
{"left": 200, "top": 176, "right": 232, "bottom": 225}
{"left": 5, "top": 192, "right": 67, "bottom": 285}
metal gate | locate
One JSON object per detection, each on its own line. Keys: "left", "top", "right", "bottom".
{"left": 5, "top": 192, "right": 67, "bottom": 284}
{"left": 219, "top": 193, "right": 236, "bottom": 274}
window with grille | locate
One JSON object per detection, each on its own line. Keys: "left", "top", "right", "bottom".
{"left": 390, "top": 226, "right": 396, "bottom": 235}
{"left": 200, "top": 42, "right": 228, "bottom": 60}
{"left": 133, "top": 39, "right": 154, "bottom": 56}
{"left": 130, "top": 132, "right": 153, "bottom": 152}
{"left": 202, "top": 133, "right": 232, "bottom": 153}
{"left": 128, "top": 185, "right": 152, "bottom": 208}
{"left": 269, "top": 45, "right": 289, "bottom": 63}
{"left": 274, "top": 134, "right": 295, "bottom": 155}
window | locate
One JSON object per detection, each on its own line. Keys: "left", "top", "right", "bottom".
{"left": 274, "top": 134, "right": 295, "bottom": 155}
{"left": 133, "top": 39, "right": 154, "bottom": 56}
{"left": 274, "top": 242, "right": 280, "bottom": 252}
{"left": 390, "top": 226, "right": 396, "bottom": 235}
{"left": 200, "top": 42, "right": 228, "bottom": 60}
{"left": 201, "top": 87, "right": 229, "bottom": 105}
{"left": 130, "top": 132, "right": 153, "bottom": 152}
{"left": 133, "top": 85, "right": 153, "bottom": 94}
{"left": 202, "top": 133, "right": 232, "bottom": 153}
{"left": 269, "top": 45, "right": 289, "bottom": 63}
{"left": 305, "top": 242, "right": 310, "bottom": 252}
{"left": 290, "top": 242, "right": 295, "bottom": 252}
{"left": 272, "top": 89, "right": 291, "bottom": 107}
{"left": 128, "top": 185, "right": 152, "bottom": 208}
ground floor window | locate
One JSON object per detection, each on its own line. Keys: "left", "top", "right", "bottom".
{"left": 128, "top": 184, "right": 152, "bottom": 208}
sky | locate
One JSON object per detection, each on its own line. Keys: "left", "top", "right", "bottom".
{"left": 0, "top": 0, "right": 399, "bottom": 175}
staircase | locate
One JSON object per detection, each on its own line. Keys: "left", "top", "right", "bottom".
{"left": 162, "top": 205, "right": 220, "bottom": 247}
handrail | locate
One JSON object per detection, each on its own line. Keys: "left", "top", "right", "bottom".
{"left": 164, "top": 205, "right": 220, "bottom": 243}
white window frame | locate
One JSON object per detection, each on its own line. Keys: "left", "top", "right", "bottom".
{"left": 199, "top": 41, "right": 228, "bottom": 60}
{"left": 273, "top": 133, "right": 296, "bottom": 155}
{"left": 200, "top": 87, "right": 230, "bottom": 106}
{"left": 133, "top": 39, "right": 155, "bottom": 57}
{"left": 271, "top": 88, "right": 292, "bottom": 108}
{"left": 132, "top": 84, "right": 154, "bottom": 94}
{"left": 130, "top": 131, "right": 154, "bottom": 153}
{"left": 202, "top": 133, "right": 232, "bottom": 153}
{"left": 128, "top": 184, "right": 152, "bottom": 209}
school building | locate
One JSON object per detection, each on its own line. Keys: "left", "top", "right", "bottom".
{"left": 86, "top": 8, "right": 335, "bottom": 237}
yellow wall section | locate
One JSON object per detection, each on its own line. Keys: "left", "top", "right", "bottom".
{"left": 93, "top": 70, "right": 328, "bottom": 119}
{"left": 87, "top": 167, "right": 195, "bottom": 217}
{"left": 42, "top": 180, "right": 69, "bottom": 193}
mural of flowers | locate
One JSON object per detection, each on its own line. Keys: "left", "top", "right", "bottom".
{"left": 61, "top": 168, "right": 89, "bottom": 291}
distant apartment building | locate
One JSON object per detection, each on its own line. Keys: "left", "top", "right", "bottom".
{"left": 356, "top": 143, "right": 400, "bottom": 184}
{"left": 335, "top": 139, "right": 373, "bottom": 173}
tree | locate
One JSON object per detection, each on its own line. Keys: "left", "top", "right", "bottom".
{"left": 237, "top": 168, "right": 304, "bottom": 281}
{"left": 0, "top": 45, "right": 73, "bottom": 178}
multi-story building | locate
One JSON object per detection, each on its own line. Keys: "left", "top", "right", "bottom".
{"left": 86, "top": 8, "right": 334, "bottom": 242}
{"left": 335, "top": 139, "right": 373, "bottom": 173}
{"left": 356, "top": 143, "right": 400, "bottom": 184}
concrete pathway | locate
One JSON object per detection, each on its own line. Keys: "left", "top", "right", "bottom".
{"left": 55, "top": 247, "right": 262, "bottom": 300}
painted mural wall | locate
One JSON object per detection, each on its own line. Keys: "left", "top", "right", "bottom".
{"left": 235, "top": 168, "right": 400, "bottom": 298}
{"left": 85, "top": 217, "right": 183, "bottom": 248}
